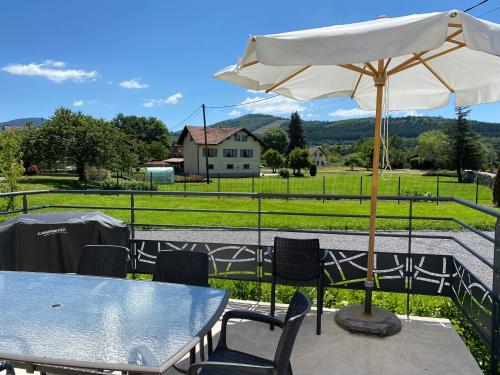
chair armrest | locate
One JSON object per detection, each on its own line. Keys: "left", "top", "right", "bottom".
{"left": 188, "top": 361, "right": 275, "bottom": 375}
{"left": 320, "top": 249, "right": 329, "bottom": 262}
{"left": 219, "top": 310, "right": 284, "bottom": 348}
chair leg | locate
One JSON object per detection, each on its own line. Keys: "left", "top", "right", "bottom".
{"left": 190, "top": 347, "right": 196, "bottom": 364}
{"left": 270, "top": 278, "right": 276, "bottom": 331}
{"left": 199, "top": 336, "right": 205, "bottom": 361}
{"left": 316, "top": 279, "right": 323, "bottom": 335}
{"left": 207, "top": 329, "right": 213, "bottom": 355}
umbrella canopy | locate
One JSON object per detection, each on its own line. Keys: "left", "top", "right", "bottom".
{"left": 214, "top": 10, "right": 500, "bottom": 320}
{"left": 215, "top": 10, "right": 500, "bottom": 111}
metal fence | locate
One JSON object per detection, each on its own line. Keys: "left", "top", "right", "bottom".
{"left": 0, "top": 189, "right": 498, "bottom": 374}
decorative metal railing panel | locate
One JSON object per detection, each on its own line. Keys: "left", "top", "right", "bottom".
{"left": 132, "top": 240, "right": 259, "bottom": 280}
{"left": 451, "top": 258, "right": 494, "bottom": 344}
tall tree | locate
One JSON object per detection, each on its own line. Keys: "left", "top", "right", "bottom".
{"left": 262, "top": 128, "right": 289, "bottom": 154}
{"left": 262, "top": 149, "right": 282, "bottom": 173}
{"left": 112, "top": 114, "right": 172, "bottom": 163}
{"left": 286, "top": 112, "right": 306, "bottom": 155}
{"left": 288, "top": 147, "right": 311, "bottom": 176}
{"left": 444, "top": 106, "right": 485, "bottom": 182}
{"left": 416, "top": 130, "right": 449, "bottom": 169}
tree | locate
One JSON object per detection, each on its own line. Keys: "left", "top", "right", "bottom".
{"left": 343, "top": 153, "right": 363, "bottom": 171}
{"left": 356, "top": 138, "right": 374, "bottom": 169}
{"left": 416, "top": 130, "right": 449, "bottom": 169}
{"left": 288, "top": 148, "right": 311, "bottom": 176}
{"left": 112, "top": 114, "right": 172, "bottom": 164}
{"left": 286, "top": 112, "right": 306, "bottom": 155}
{"left": 493, "top": 166, "right": 500, "bottom": 207}
{"left": 263, "top": 128, "right": 289, "bottom": 154}
{"left": 262, "top": 149, "right": 282, "bottom": 173}
{"left": 38, "top": 108, "right": 117, "bottom": 181}
{"left": 444, "top": 106, "right": 486, "bottom": 182}
{"left": 0, "top": 130, "right": 25, "bottom": 210}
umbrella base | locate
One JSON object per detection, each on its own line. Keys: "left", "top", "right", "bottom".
{"left": 335, "top": 304, "right": 402, "bottom": 337}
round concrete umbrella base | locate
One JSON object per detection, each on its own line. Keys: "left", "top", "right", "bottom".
{"left": 335, "top": 304, "right": 402, "bottom": 337}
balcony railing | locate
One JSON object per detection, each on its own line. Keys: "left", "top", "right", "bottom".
{"left": 0, "top": 189, "right": 498, "bottom": 374}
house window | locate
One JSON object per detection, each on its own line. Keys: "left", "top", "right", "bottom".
{"left": 208, "top": 164, "right": 214, "bottom": 170}
{"left": 235, "top": 134, "right": 248, "bottom": 141}
{"left": 240, "top": 149, "right": 253, "bottom": 158}
{"left": 202, "top": 148, "right": 218, "bottom": 157}
{"left": 227, "top": 164, "right": 234, "bottom": 169}
{"left": 314, "top": 152, "right": 317, "bottom": 157}
{"left": 243, "top": 164, "right": 250, "bottom": 169}
{"left": 224, "top": 149, "right": 237, "bottom": 157}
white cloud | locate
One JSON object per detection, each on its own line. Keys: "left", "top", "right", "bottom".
{"left": 2, "top": 61, "right": 97, "bottom": 83}
{"left": 229, "top": 109, "right": 241, "bottom": 117}
{"left": 72, "top": 99, "right": 96, "bottom": 107}
{"left": 144, "top": 92, "right": 183, "bottom": 108}
{"left": 238, "top": 95, "right": 307, "bottom": 116}
{"left": 330, "top": 108, "right": 421, "bottom": 118}
{"left": 119, "top": 78, "right": 150, "bottom": 89}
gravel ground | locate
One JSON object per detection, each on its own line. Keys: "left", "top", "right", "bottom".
{"left": 136, "top": 229, "right": 495, "bottom": 288}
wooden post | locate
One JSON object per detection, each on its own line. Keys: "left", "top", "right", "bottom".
{"left": 364, "top": 60, "right": 385, "bottom": 314}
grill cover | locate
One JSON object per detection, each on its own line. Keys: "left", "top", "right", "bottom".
{"left": 0, "top": 212, "right": 130, "bottom": 273}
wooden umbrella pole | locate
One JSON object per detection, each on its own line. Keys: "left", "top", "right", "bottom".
{"left": 364, "top": 60, "right": 386, "bottom": 314}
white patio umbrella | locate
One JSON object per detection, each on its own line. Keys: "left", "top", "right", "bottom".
{"left": 214, "top": 10, "right": 500, "bottom": 334}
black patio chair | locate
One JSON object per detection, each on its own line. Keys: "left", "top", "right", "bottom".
{"left": 188, "top": 290, "right": 311, "bottom": 375}
{"left": 0, "top": 359, "right": 15, "bottom": 375}
{"left": 153, "top": 250, "right": 212, "bottom": 371}
{"left": 77, "top": 245, "right": 129, "bottom": 278}
{"left": 270, "top": 237, "right": 326, "bottom": 335}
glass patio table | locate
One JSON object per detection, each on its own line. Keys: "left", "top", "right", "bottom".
{"left": 0, "top": 271, "right": 228, "bottom": 375}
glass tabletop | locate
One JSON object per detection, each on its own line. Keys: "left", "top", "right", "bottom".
{"left": 0, "top": 271, "right": 228, "bottom": 373}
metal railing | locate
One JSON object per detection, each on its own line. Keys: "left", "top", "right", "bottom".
{"left": 0, "top": 189, "right": 498, "bottom": 374}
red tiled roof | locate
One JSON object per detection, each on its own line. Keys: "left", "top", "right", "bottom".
{"left": 165, "top": 158, "right": 184, "bottom": 163}
{"left": 177, "top": 126, "right": 263, "bottom": 146}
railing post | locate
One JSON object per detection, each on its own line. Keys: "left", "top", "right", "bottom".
{"left": 149, "top": 173, "right": 153, "bottom": 191}
{"left": 22, "top": 194, "right": 28, "bottom": 214}
{"left": 436, "top": 176, "right": 440, "bottom": 206}
{"left": 184, "top": 174, "right": 187, "bottom": 192}
{"left": 218, "top": 174, "right": 221, "bottom": 198}
{"left": 252, "top": 176, "right": 255, "bottom": 194}
{"left": 492, "top": 218, "right": 500, "bottom": 375}
{"left": 406, "top": 199, "right": 413, "bottom": 319}
{"left": 322, "top": 175, "right": 326, "bottom": 203}
{"left": 359, "top": 175, "right": 363, "bottom": 204}
{"left": 286, "top": 176, "right": 290, "bottom": 201}
{"left": 257, "top": 194, "right": 262, "bottom": 302}
{"left": 130, "top": 192, "right": 136, "bottom": 279}
{"left": 476, "top": 177, "right": 479, "bottom": 205}
{"left": 397, "top": 176, "right": 401, "bottom": 204}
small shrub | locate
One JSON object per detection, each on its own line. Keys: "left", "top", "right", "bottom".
{"left": 95, "top": 179, "right": 157, "bottom": 191}
{"left": 278, "top": 169, "right": 290, "bottom": 179}
{"left": 26, "top": 164, "right": 39, "bottom": 176}
{"left": 401, "top": 188, "right": 433, "bottom": 198}
{"left": 85, "top": 167, "right": 111, "bottom": 182}
{"left": 309, "top": 164, "right": 317, "bottom": 177}
{"left": 174, "top": 175, "right": 204, "bottom": 183}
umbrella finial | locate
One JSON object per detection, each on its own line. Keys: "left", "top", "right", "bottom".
{"left": 378, "top": 15, "right": 388, "bottom": 19}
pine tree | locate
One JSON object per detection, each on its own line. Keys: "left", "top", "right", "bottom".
{"left": 443, "top": 106, "right": 485, "bottom": 182}
{"left": 286, "top": 111, "right": 306, "bottom": 155}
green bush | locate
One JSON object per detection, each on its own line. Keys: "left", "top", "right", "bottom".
{"left": 95, "top": 179, "right": 157, "bottom": 191}
{"left": 278, "top": 169, "right": 290, "bottom": 179}
{"left": 309, "top": 164, "right": 317, "bottom": 177}
{"left": 85, "top": 167, "right": 111, "bottom": 182}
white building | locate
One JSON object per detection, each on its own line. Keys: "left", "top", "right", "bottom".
{"left": 177, "top": 126, "right": 263, "bottom": 177}
{"left": 308, "top": 146, "right": 327, "bottom": 167}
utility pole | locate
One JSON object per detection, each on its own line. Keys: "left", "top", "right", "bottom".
{"left": 202, "top": 104, "right": 210, "bottom": 184}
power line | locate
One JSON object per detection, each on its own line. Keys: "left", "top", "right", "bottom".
{"left": 170, "top": 105, "right": 202, "bottom": 131}
{"left": 478, "top": 4, "right": 500, "bottom": 17}
{"left": 464, "top": 0, "right": 489, "bottom": 12}
{"left": 206, "top": 94, "right": 280, "bottom": 109}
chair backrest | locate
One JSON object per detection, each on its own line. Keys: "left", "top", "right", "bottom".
{"left": 273, "top": 237, "right": 321, "bottom": 281}
{"left": 274, "top": 290, "right": 312, "bottom": 374}
{"left": 77, "top": 245, "right": 129, "bottom": 278}
{"left": 153, "top": 250, "right": 209, "bottom": 287}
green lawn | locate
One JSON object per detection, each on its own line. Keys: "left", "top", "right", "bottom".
{"left": 4, "top": 174, "right": 497, "bottom": 231}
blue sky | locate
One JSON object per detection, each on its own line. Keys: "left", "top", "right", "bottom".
{"left": 1, "top": 0, "right": 500, "bottom": 130}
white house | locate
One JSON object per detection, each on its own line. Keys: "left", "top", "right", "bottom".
{"left": 308, "top": 146, "right": 327, "bottom": 167}
{"left": 177, "top": 126, "right": 263, "bottom": 177}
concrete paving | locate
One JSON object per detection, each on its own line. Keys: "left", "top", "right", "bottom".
{"left": 170, "top": 300, "right": 482, "bottom": 375}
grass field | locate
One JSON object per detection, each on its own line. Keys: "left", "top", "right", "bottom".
{"left": 4, "top": 173, "right": 498, "bottom": 231}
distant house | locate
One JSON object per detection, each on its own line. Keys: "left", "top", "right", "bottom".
{"left": 177, "top": 126, "right": 263, "bottom": 177}
{"left": 308, "top": 146, "right": 327, "bottom": 167}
